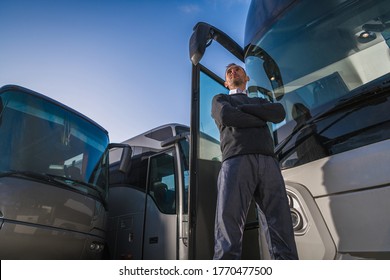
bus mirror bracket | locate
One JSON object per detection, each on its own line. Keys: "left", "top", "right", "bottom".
{"left": 189, "top": 22, "right": 244, "bottom": 65}
{"left": 108, "top": 143, "right": 132, "bottom": 173}
{"left": 161, "top": 132, "right": 190, "bottom": 148}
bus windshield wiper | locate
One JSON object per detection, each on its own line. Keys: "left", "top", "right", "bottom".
{"left": 316, "top": 79, "right": 390, "bottom": 120}
{"left": 43, "top": 173, "right": 108, "bottom": 210}
{"left": 0, "top": 170, "right": 108, "bottom": 210}
{"left": 276, "top": 79, "right": 390, "bottom": 154}
{"left": 0, "top": 170, "right": 71, "bottom": 189}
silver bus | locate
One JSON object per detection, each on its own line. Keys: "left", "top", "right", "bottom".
{"left": 0, "top": 85, "right": 130, "bottom": 259}
{"left": 108, "top": 124, "right": 192, "bottom": 259}
{"left": 189, "top": 0, "right": 390, "bottom": 259}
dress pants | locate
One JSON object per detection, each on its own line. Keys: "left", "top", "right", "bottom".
{"left": 213, "top": 154, "right": 298, "bottom": 260}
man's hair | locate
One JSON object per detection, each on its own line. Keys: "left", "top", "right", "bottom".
{"left": 225, "top": 63, "right": 246, "bottom": 76}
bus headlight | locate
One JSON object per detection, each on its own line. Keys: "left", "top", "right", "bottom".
{"left": 89, "top": 241, "right": 104, "bottom": 252}
{"left": 290, "top": 208, "right": 303, "bottom": 231}
{"left": 286, "top": 189, "right": 308, "bottom": 234}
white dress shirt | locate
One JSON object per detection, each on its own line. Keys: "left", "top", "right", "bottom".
{"left": 229, "top": 88, "right": 247, "bottom": 95}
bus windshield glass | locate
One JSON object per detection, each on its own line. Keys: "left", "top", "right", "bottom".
{"left": 0, "top": 88, "right": 110, "bottom": 199}
{"left": 245, "top": 0, "right": 390, "bottom": 147}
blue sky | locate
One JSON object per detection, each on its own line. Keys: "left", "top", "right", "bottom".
{"left": 0, "top": 0, "right": 250, "bottom": 142}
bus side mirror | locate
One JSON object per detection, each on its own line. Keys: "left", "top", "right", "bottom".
{"left": 189, "top": 22, "right": 212, "bottom": 65}
{"left": 108, "top": 143, "right": 132, "bottom": 173}
{"left": 189, "top": 22, "right": 244, "bottom": 65}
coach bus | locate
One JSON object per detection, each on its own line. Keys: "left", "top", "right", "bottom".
{"left": 189, "top": 0, "right": 390, "bottom": 259}
{"left": 0, "top": 85, "right": 130, "bottom": 259}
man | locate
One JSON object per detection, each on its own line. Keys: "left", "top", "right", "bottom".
{"left": 211, "top": 63, "right": 298, "bottom": 260}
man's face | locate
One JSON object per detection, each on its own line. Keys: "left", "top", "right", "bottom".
{"left": 224, "top": 65, "right": 249, "bottom": 90}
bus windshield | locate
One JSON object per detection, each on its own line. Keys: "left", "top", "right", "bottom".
{"left": 0, "top": 87, "right": 110, "bottom": 200}
{"left": 245, "top": 0, "right": 390, "bottom": 148}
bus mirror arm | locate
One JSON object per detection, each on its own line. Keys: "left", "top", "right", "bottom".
{"left": 108, "top": 143, "right": 132, "bottom": 173}
{"left": 190, "top": 22, "right": 244, "bottom": 65}
{"left": 161, "top": 132, "right": 190, "bottom": 148}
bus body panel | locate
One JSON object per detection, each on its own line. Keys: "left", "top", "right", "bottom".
{"left": 286, "top": 159, "right": 390, "bottom": 259}
{"left": 107, "top": 186, "right": 146, "bottom": 259}
{"left": 143, "top": 195, "right": 177, "bottom": 260}
{"left": 0, "top": 177, "right": 106, "bottom": 259}
{"left": 282, "top": 139, "right": 390, "bottom": 197}
{"left": 107, "top": 185, "right": 178, "bottom": 260}
{"left": 317, "top": 187, "right": 390, "bottom": 255}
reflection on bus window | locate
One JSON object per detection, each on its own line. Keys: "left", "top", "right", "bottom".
{"left": 148, "top": 150, "right": 176, "bottom": 214}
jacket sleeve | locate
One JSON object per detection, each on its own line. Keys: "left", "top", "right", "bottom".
{"left": 211, "top": 94, "right": 266, "bottom": 128}
{"left": 238, "top": 100, "right": 286, "bottom": 124}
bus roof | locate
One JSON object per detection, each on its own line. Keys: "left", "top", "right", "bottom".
{"left": 245, "top": 0, "right": 297, "bottom": 48}
{"left": 0, "top": 84, "right": 109, "bottom": 135}
{"left": 121, "top": 123, "right": 189, "bottom": 150}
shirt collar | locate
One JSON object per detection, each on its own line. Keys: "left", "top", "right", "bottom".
{"left": 229, "top": 88, "right": 247, "bottom": 95}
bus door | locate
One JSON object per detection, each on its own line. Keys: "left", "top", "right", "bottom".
{"left": 188, "top": 63, "right": 263, "bottom": 259}
{"left": 143, "top": 149, "right": 178, "bottom": 259}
